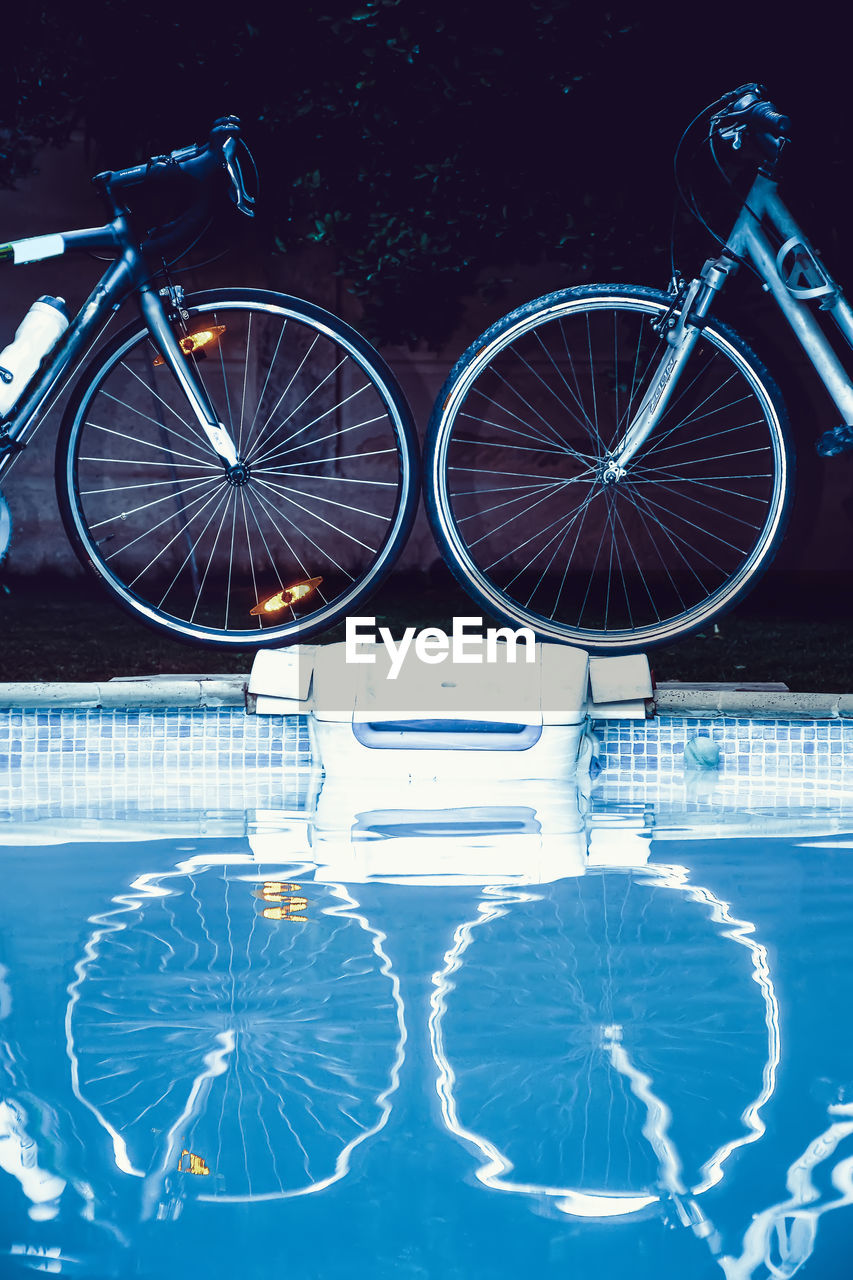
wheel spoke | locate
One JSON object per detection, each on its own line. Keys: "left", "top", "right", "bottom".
{"left": 87, "top": 475, "right": 217, "bottom": 529}
{"left": 252, "top": 476, "right": 378, "bottom": 553}
{"left": 623, "top": 476, "right": 763, "bottom": 532}
{"left": 102, "top": 385, "right": 213, "bottom": 457}
{"left": 114, "top": 361, "right": 212, "bottom": 452}
{"left": 451, "top": 436, "right": 571, "bottom": 456}
{"left": 484, "top": 489, "right": 595, "bottom": 573}
{"left": 488, "top": 357, "right": 580, "bottom": 455}
{"left": 241, "top": 318, "right": 287, "bottom": 459}
{"left": 238, "top": 489, "right": 263, "bottom": 628}
{"left": 263, "top": 447, "right": 396, "bottom": 469}
{"left": 558, "top": 316, "right": 599, "bottom": 438}
{"left": 511, "top": 488, "right": 602, "bottom": 602}
{"left": 248, "top": 383, "right": 372, "bottom": 467}
{"left": 80, "top": 476, "right": 213, "bottom": 496}
{"left": 133, "top": 485, "right": 229, "bottom": 592}
{"left": 259, "top": 469, "right": 398, "bottom": 488}
{"left": 85, "top": 422, "right": 219, "bottom": 468}
{"left": 189, "top": 489, "right": 236, "bottom": 622}
{"left": 248, "top": 482, "right": 353, "bottom": 580}
{"left": 237, "top": 311, "right": 252, "bottom": 453}
{"left": 458, "top": 478, "right": 568, "bottom": 525}
{"left": 533, "top": 327, "right": 599, "bottom": 449}
{"left": 463, "top": 393, "right": 584, "bottom": 455}
{"left": 243, "top": 487, "right": 326, "bottom": 608}
{"left": 104, "top": 478, "right": 223, "bottom": 563}
{"left": 65, "top": 298, "right": 413, "bottom": 643}
{"left": 252, "top": 411, "right": 388, "bottom": 469}
{"left": 433, "top": 291, "right": 787, "bottom": 645}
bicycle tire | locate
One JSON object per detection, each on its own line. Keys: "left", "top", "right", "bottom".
{"left": 57, "top": 288, "right": 419, "bottom": 647}
{"left": 425, "top": 284, "right": 794, "bottom": 652}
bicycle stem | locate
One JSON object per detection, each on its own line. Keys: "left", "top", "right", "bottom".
{"left": 604, "top": 256, "right": 738, "bottom": 478}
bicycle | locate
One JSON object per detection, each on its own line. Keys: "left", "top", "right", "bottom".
{"left": 0, "top": 118, "right": 419, "bottom": 647}
{"left": 424, "top": 83, "right": 849, "bottom": 653}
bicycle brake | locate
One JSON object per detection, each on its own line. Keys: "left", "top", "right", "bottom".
{"left": 816, "top": 424, "right": 853, "bottom": 457}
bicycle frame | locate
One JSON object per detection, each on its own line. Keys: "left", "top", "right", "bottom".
{"left": 0, "top": 216, "right": 239, "bottom": 483}
{"left": 608, "top": 171, "right": 853, "bottom": 474}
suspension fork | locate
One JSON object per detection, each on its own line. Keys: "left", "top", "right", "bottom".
{"left": 603, "top": 255, "right": 740, "bottom": 480}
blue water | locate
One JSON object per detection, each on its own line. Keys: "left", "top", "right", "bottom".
{"left": 1, "top": 788, "right": 853, "bottom": 1278}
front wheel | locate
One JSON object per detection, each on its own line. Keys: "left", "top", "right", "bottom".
{"left": 57, "top": 289, "right": 419, "bottom": 647}
{"left": 425, "top": 285, "right": 793, "bottom": 652}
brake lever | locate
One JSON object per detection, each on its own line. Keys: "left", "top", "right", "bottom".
{"left": 715, "top": 123, "right": 746, "bottom": 150}
{"left": 222, "top": 136, "right": 256, "bottom": 217}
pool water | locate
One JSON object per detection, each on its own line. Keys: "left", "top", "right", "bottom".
{"left": 1, "top": 781, "right": 853, "bottom": 1278}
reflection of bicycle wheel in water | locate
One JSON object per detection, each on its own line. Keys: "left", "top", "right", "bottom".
{"left": 430, "top": 864, "right": 779, "bottom": 1228}
{"left": 67, "top": 859, "right": 405, "bottom": 1217}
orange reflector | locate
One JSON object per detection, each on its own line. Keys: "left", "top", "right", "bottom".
{"left": 250, "top": 576, "right": 322, "bottom": 616}
{"left": 153, "top": 325, "right": 226, "bottom": 365}
{"left": 262, "top": 905, "right": 309, "bottom": 922}
{"left": 254, "top": 881, "right": 303, "bottom": 902}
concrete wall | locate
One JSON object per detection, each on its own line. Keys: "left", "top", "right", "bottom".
{"left": 1, "top": 136, "right": 851, "bottom": 583}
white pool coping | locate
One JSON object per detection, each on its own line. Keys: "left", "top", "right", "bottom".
{"left": 0, "top": 678, "right": 851, "bottom": 720}
{"left": 653, "top": 688, "right": 853, "bottom": 719}
{"left": 0, "top": 676, "right": 247, "bottom": 708}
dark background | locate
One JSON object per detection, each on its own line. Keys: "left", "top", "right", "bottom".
{"left": 1, "top": 1, "right": 852, "bottom": 683}
{"left": 3, "top": 2, "right": 852, "bottom": 348}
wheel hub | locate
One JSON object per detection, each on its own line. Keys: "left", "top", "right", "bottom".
{"left": 226, "top": 461, "right": 251, "bottom": 487}
{"left": 600, "top": 460, "right": 626, "bottom": 485}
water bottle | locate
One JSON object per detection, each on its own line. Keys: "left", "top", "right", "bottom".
{"left": 0, "top": 296, "right": 69, "bottom": 418}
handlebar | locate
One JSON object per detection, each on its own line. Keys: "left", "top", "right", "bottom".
{"left": 92, "top": 116, "right": 255, "bottom": 259}
{"left": 710, "top": 83, "right": 790, "bottom": 168}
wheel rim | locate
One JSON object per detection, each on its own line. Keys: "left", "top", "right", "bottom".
{"left": 430, "top": 867, "right": 779, "bottom": 1214}
{"left": 68, "top": 863, "right": 406, "bottom": 1208}
{"left": 431, "top": 295, "right": 788, "bottom": 649}
{"left": 66, "top": 299, "right": 414, "bottom": 645}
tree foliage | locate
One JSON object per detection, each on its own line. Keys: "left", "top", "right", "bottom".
{"left": 3, "top": 3, "right": 851, "bottom": 348}
{"left": 1, "top": 1, "right": 639, "bottom": 345}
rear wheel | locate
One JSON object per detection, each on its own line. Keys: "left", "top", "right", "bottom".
{"left": 425, "top": 285, "right": 793, "bottom": 651}
{"left": 57, "top": 289, "right": 419, "bottom": 647}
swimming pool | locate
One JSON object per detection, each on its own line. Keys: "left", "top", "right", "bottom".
{"left": 2, "top": 722, "right": 853, "bottom": 1277}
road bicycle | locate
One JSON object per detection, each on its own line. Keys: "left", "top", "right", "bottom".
{"left": 0, "top": 119, "right": 419, "bottom": 648}
{"left": 425, "top": 83, "right": 851, "bottom": 652}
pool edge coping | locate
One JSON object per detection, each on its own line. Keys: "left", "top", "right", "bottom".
{"left": 652, "top": 688, "right": 853, "bottom": 720}
{"left": 0, "top": 677, "right": 247, "bottom": 709}
{"left": 0, "top": 679, "right": 851, "bottom": 719}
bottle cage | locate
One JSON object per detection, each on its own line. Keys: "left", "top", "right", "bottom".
{"left": 776, "top": 237, "right": 837, "bottom": 307}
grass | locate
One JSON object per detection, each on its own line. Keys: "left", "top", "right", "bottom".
{"left": 0, "top": 568, "right": 850, "bottom": 691}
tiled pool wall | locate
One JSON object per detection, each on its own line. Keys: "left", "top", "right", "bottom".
{"left": 0, "top": 708, "right": 314, "bottom": 817}
{"left": 595, "top": 715, "right": 853, "bottom": 782}
{"left": 1, "top": 708, "right": 853, "bottom": 820}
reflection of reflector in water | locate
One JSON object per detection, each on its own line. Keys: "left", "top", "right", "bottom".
{"left": 65, "top": 855, "right": 405, "bottom": 1216}
{"left": 429, "top": 860, "right": 780, "bottom": 1226}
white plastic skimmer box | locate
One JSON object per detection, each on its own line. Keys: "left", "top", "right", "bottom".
{"left": 248, "top": 642, "right": 653, "bottom": 781}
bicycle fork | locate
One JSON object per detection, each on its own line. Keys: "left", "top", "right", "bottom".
{"left": 138, "top": 285, "right": 239, "bottom": 469}
{"left": 602, "top": 255, "right": 738, "bottom": 482}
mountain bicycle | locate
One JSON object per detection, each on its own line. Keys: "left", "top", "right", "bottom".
{"left": 425, "top": 83, "right": 849, "bottom": 652}
{"left": 0, "top": 119, "right": 419, "bottom": 648}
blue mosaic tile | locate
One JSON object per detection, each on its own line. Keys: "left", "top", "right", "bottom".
{"left": 593, "top": 715, "right": 853, "bottom": 783}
